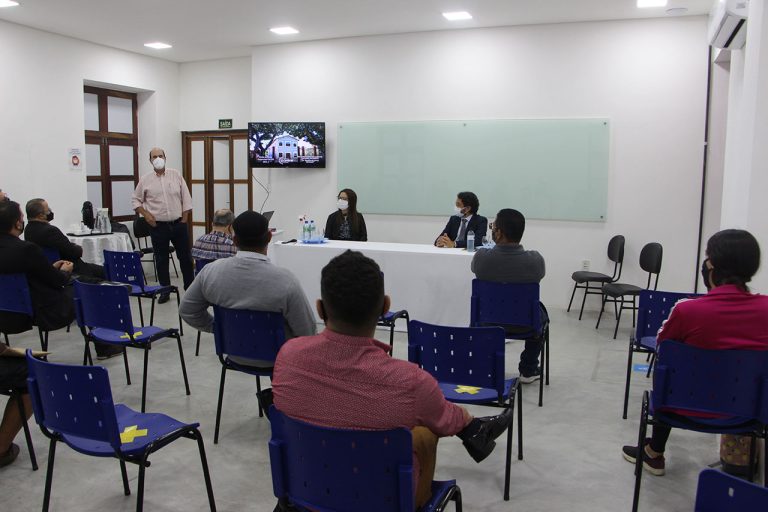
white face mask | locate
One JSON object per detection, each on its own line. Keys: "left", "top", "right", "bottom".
{"left": 337, "top": 199, "right": 349, "bottom": 210}
{"left": 152, "top": 157, "right": 165, "bottom": 171}
{"left": 454, "top": 205, "right": 465, "bottom": 217}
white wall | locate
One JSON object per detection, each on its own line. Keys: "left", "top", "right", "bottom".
{"left": 250, "top": 17, "right": 709, "bottom": 308}
{"left": 179, "top": 57, "right": 252, "bottom": 131}
{"left": 0, "top": 19, "right": 180, "bottom": 231}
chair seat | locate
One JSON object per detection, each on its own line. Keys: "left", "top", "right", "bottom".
{"left": 651, "top": 408, "right": 761, "bottom": 435}
{"left": 139, "top": 248, "right": 154, "bottom": 255}
{"left": 602, "top": 283, "right": 642, "bottom": 297}
{"left": 91, "top": 325, "right": 177, "bottom": 344}
{"left": 224, "top": 355, "right": 274, "bottom": 376}
{"left": 378, "top": 309, "right": 406, "bottom": 323}
{"left": 571, "top": 271, "right": 612, "bottom": 283}
{"left": 61, "top": 403, "right": 197, "bottom": 457}
{"left": 637, "top": 336, "right": 657, "bottom": 351}
{"left": 129, "top": 284, "right": 175, "bottom": 296}
{"left": 439, "top": 379, "right": 514, "bottom": 405}
{"left": 420, "top": 480, "right": 458, "bottom": 512}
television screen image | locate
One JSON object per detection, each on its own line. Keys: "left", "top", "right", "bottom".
{"left": 248, "top": 122, "right": 326, "bottom": 168}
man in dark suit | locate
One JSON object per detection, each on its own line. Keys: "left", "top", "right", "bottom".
{"left": 23, "top": 198, "right": 105, "bottom": 281}
{"left": 435, "top": 191, "right": 488, "bottom": 249}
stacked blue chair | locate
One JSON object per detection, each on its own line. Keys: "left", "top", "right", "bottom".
{"left": 194, "top": 258, "right": 214, "bottom": 357}
{"left": 73, "top": 280, "right": 190, "bottom": 413}
{"left": 102, "top": 250, "right": 183, "bottom": 334}
{"left": 470, "top": 279, "right": 548, "bottom": 407}
{"left": 630, "top": 340, "right": 768, "bottom": 512}
{"left": 622, "top": 290, "right": 701, "bottom": 419}
{"left": 268, "top": 408, "right": 462, "bottom": 511}
{"left": 211, "top": 305, "right": 285, "bottom": 443}
{"left": 694, "top": 468, "right": 768, "bottom": 511}
{"left": 25, "top": 351, "right": 216, "bottom": 512}
{"left": 408, "top": 320, "right": 521, "bottom": 501}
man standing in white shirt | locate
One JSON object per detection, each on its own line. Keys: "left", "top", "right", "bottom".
{"left": 132, "top": 147, "right": 194, "bottom": 301}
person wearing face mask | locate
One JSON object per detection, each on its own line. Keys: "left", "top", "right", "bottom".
{"left": 470, "top": 209, "right": 547, "bottom": 383}
{"left": 324, "top": 188, "right": 367, "bottom": 242}
{"left": 621, "top": 229, "right": 768, "bottom": 478}
{"left": 435, "top": 191, "right": 487, "bottom": 248}
{"left": 132, "top": 147, "right": 195, "bottom": 301}
{"left": 23, "top": 198, "right": 105, "bottom": 281}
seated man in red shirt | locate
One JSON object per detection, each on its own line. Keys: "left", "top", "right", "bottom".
{"left": 272, "top": 250, "right": 513, "bottom": 509}
{"left": 621, "top": 229, "right": 768, "bottom": 476}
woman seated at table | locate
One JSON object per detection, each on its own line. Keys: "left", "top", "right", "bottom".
{"left": 621, "top": 229, "right": 768, "bottom": 477}
{"left": 324, "top": 189, "right": 367, "bottom": 242}
{"left": 435, "top": 191, "right": 487, "bottom": 248}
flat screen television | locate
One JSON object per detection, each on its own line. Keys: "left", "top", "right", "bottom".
{"left": 248, "top": 122, "right": 326, "bottom": 168}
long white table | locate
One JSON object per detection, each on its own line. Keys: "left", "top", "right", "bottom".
{"left": 270, "top": 240, "right": 476, "bottom": 329}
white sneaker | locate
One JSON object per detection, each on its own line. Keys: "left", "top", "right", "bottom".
{"left": 519, "top": 373, "right": 541, "bottom": 384}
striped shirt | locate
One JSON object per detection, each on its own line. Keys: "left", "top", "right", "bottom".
{"left": 191, "top": 231, "right": 236, "bottom": 260}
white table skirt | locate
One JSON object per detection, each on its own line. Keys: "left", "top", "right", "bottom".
{"left": 67, "top": 232, "right": 133, "bottom": 265}
{"left": 270, "top": 240, "right": 476, "bottom": 329}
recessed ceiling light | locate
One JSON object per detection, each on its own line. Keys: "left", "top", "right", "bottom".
{"left": 270, "top": 26, "right": 299, "bottom": 35}
{"left": 637, "top": 0, "right": 667, "bottom": 7}
{"left": 666, "top": 7, "right": 688, "bottom": 15}
{"left": 443, "top": 11, "right": 473, "bottom": 21}
{"left": 0, "top": 0, "right": 20, "bottom": 7}
{"left": 144, "top": 42, "right": 172, "bottom": 50}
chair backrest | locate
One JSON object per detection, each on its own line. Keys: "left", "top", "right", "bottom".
{"left": 132, "top": 216, "right": 151, "bottom": 239}
{"left": 212, "top": 305, "right": 286, "bottom": 362}
{"left": 652, "top": 340, "right": 768, "bottom": 423}
{"left": 639, "top": 242, "right": 663, "bottom": 289}
{"left": 408, "top": 320, "right": 506, "bottom": 396}
{"left": 694, "top": 468, "right": 768, "bottom": 511}
{"left": 0, "top": 273, "right": 34, "bottom": 317}
{"left": 41, "top": 247, "right": 61, "bottom": 264}
{"left": 634, "top": 290, "right": 702, "bottom": 340}
{"left": 26, "top": 351, "right": 122, "bottom": 450}
{"left": 470, "top": 279, "right": 542, "bottom": 337}
{"left": 268, "top": 408, "right": 416, "bottom": 512}
{"left": 73, "top": 280, "right": 135, "bottom": 336}
{"left": 195, "top": 258, "right": 213, "bottom": 275}
{"left": 110, "top": 222, "right": 136, "bottom": 251}
{"left": 607, "top": 235, "right": 626, "bottom": 280}
{"left": 102, "top": 250, "right": 146, "bottom": 290}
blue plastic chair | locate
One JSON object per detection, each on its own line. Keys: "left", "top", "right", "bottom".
{"left": 25, "top": 351, "right": 216, "bottom": 512}
{"left": 268, "top": 408, "right": 462, "bottom": 512}
{"left": 73, "top": 280, "right": 190, "bottom": 413}
{"left": 694, "top": 468, "right": 768, "bottom": 511}
{"left": 211, "top": 305, "right": 286, "bottom": 443}
{"left": 194, "top": 258, "right": 214, "bottom": 357}
{"left": 0, "top": 273, "right": 55, "bottom": 351}
{"left": 470, "top": 279, "right": 548, "bottom": 407}
{"left": 40, "top": 247, "right": 61, "bottom": 265}
{"left": 102, "top": 250, "right": 183, "bottom": 335}
{"left": 631, "top": 340, "right": 768, "bottom": 512}
{"left": 408, "top": 320, "right": 521, "bottom": 501}
{"left": 622, "top": 290, "right": 702, "bottom": 419}
{"left": 378, "top": 309, "right": 410, "bottom": 352}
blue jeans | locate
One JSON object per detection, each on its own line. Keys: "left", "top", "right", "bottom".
{"left": 149, "top": 221, "right": 194, "bottom": 290}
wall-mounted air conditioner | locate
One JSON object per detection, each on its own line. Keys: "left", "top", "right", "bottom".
{"left": 708, "top": 0, "right": 749, "bottom": 49}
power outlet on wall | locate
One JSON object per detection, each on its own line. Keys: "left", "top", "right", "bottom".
{"left": 581, "top": 259, "right": 590, "bottom": 271}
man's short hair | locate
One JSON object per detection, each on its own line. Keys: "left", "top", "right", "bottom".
{"left": 495, "top": 208, "right": 525, "bottom": 243}
{"left": 0, "top": 200, "right": 22, "bottom": 233}
{"left": 212, "top": 209, "right": 234, "bottom": 227}
{"left": 232, "top": 210, "right": 269, "bottom": 249}
{"left": 457, "top": 191, "right": 479, "bottom": 214}
{"left": 25, "top": 198, "right": 46, "bottom": 220}
{"left": 321, "top": 250, "right": 384, "bottom": 326}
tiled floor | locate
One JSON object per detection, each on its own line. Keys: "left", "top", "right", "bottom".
{"left": 1, "top": 277, "right": 762, "bottom": 511}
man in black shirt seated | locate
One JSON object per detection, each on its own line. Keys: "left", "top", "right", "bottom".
{"left": 23, "top": 198, "right": 105, "bottom": 281}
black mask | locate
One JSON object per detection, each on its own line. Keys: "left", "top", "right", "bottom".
{"left": 46, "top": 211, "right": 54, "bottom": 222}
{"left": 701, "top": 259, "right": 712, "bottom": 290}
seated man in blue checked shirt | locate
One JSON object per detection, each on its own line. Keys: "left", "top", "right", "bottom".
{"left": 191, "top": 209, "right": 237, "bottom": 261}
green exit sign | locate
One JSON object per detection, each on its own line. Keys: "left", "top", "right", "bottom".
{"left": 218, "top": 119, "right": 233, "bottom": 129}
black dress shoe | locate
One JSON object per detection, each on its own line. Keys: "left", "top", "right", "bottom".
{"left": 461, "top": 407, "right": 514, "bottom": 463}
{"left": 158, "top": 294, "right": 170, "bottom": 304}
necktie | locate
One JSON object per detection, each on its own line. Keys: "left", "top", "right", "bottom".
{"left": 456, "top": 218, "right": 468, "bottom": 242}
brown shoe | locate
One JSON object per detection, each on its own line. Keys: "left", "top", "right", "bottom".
{"left": 0, "top": 443, "right": 20, "bottom": 468}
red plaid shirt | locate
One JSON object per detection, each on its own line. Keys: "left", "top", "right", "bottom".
{"left": 273, "top": 328, "right": 467, "bottom": 436}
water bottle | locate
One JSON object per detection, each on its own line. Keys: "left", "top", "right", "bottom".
{"left": 302, "top": 221, "right": 309, "bottom": 241}
{"left": 467, "top": 230, "right": 475, "bottom": 253}
{"left": 309, "top": 220, "right": 316, "bottom": 241}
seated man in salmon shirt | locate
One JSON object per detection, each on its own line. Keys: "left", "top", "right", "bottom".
{"left": 272, "top": 250, "right": 513, "bottom": 510}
